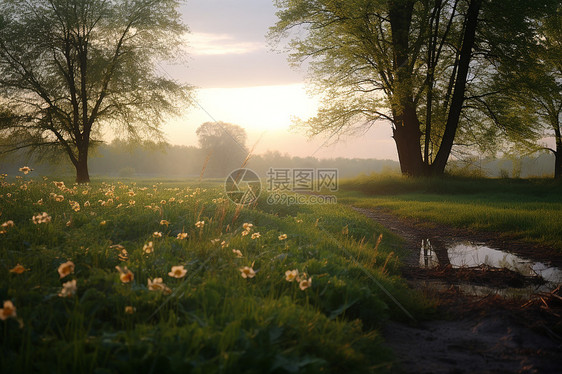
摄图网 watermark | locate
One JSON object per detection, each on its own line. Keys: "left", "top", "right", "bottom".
{"left": 224, "top": 167, "right": 338, "bottom": 205}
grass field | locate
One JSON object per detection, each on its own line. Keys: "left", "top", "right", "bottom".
{"left": 338, "top": 174, "right": 562, "bottom": 250}
{"left": 0, "top": 174, "right": 431, "bottom": 373}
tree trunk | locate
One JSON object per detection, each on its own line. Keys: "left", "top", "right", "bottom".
{"left": 393, "top": 104, "right": 426, "bottom": 176}
{"left": 430, "top": 0, "right": 482, "bottom": 175}
{"left": 75, "top": 145, "right": 90, "bottom": 183}
{"left": 554, "top": 125, "right": 561, "bottom": 179}
{"left": 389, "top": 0, "right": 427, "bottom": 176}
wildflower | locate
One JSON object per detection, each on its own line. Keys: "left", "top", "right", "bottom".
{"left": 241, "top": 230, "right": 249, "bottom": 236}
{"left": 168, "top": 265, "right": 187, "bottom": 278}
{"left": 124, "top": 306, "right": 136, "bottom": 314}
{"left": 168, "top": 197, "right": 175, "bottom": 202}
{"left": 36, "top": 198, "right": 43, "bottom": 205}
{"left": 100, "top": 220, "right": 107, "bottom": 226}
{"left": 1, "top": 220, "right": 15, "bottom": 229}
{"left": 239, "top": 266, "right": 255, "bottom": 279}
{"left": 19, "top": 166, "right": 32, "bottom": 175}
{"left": 20, "top": 184, "right": 28, "bottom": 190}
{"left": 232, "top": 249, "right": 243, "bottom": 258}
{"left": 54, "top": 181, "right": 66, "bottom": 190}
{"left": 278, "top": 234, "right": 287, "bottom": 241}
{"left": 0, "top": 300, "right": 16, "bottom": 320}
{"left": 147, "top": 278, "right": 171, "bottom": 294}
{"left": 153, "top": 231, "right": 162, "bottom": 238}
{"left": 285, "top": 269, "right": 299, "bottom": 282}
{"left": 66, "top": 220, "right": 72, "bottom": 227}
{"left": 160, "top": 219, "right": 170, "bottom": 226}
{"left": 129, "top": 200, "right": 135, "bottom": 206}
{"left": 195, "top": 220, "right": 204, "bottom": 228}
{"left": 243, "top": 223, "right": 253, "bottom": 230}
{"left": 177, "top": 232, "right": 188, "bottom": 240}
{"left": 9, "top": 264, "right": 27, "bottom": 274}
{"left": 32, "top": 212, "right": 51, "bottom": 224}
{"left": 221, "top": 240, "right": 229, "bottom": 248}
{"left": 115, "top": 266, "right": 134, "bottom": 283}
{"left": 128, "top": 190, "right": 135, "bottom": 196}
{"left": 58, "top": 261, "right": 75, "bottom": 279}
{"left": 58, "top": 279, "right": 77, "bottom": 297}
{"left": 299, "top": 277, "right": 312, "bottom": 291}
{"left": 82, "top": 190, "right": 89, "bottom": 195}
{"left": 54, "top": 194, "right": 64, "bottom": 202}
{"left": 143, "top": 241, "right": 154, "bottom": 254}
{"left": 69, "top": 200, "right": 80, "bottom": 212}
{"left": 84, "top": 201, "right": 90, "bottom": 207}
{"left": 251, "top": 232, "right": 261, "bottom": 240}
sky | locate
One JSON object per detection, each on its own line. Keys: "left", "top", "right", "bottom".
{"left": 159, "top": 0, "right": 398, "bottom": 160}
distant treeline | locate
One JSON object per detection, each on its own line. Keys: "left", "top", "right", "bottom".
{"left": 0, "top": 140, "right": 555, "bottom": 179}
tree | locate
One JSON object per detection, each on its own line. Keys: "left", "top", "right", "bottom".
{"left": 0, "top": 0, "right": 191, "bottom": 182}
{"left": 196, "top": 121, "right": 248, "bottom": 177}
{"left": 483, "top": 7, "right": 561, "bottom": 178}
{"left": 270, "top": 0, "right": 556, "bottom": 176}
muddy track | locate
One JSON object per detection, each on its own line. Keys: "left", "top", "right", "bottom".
{"left": 353, "top": 206, "right": 562, "bottom": 374}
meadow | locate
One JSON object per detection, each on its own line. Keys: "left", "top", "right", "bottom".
{"left": 0, "top": 172, "right": 430, "bottom": 373}
{"left": 338, "top": 174, "right": 562, "bottom": 250}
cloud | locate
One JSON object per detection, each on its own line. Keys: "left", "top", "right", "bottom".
{"left": 187, "top": 32, "right": 263, "bottom": 56}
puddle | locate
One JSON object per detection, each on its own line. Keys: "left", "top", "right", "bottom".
{"left": 419, "top": 239, "right": 562, "bottom": 297}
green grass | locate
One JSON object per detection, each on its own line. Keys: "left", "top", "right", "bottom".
{"left": 0, "top": 175, "right": 431, "bottom": 373}
{"left": 338, "top": 174, "right": 562, "bottom": 250}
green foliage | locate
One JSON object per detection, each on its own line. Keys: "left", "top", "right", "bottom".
{"left": 0, "top": 0, "right": 192, "bottom": 182}
{"left": 0, "top": 174, "right": 429, "bottom": 372}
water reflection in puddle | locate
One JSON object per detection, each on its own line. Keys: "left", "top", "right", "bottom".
{"left": 419, "top": 239, "right": 562, "bottom": 297}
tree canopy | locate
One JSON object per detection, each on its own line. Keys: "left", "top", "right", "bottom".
{"left": 270, "top": 0, "right": 559, "bottom": 176}
{"left": 0, "top": 0, "right": 192, "bottom": 182}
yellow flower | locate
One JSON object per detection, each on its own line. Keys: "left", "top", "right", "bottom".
{"left": 116, "top": 266, "right": 134, "bottom": 283}
{"left": 176, "top": 232, "right": 188, "bottom": 240}
{"left": 285, "top": 269, "right": 299, "bottom": 282}
{"left": 195, "top": 220, "right": 204, "bottom": 228}
{"left": 129, "top": 200, "right": 135, "bottom": 206}
{"left": 69, "top": 201, "right": 80, "bottom": 212}
{"left": 82, "top": 190, "right": 89, "bottom": 195}
{"left": 58, "top": 279, "right": 77, "bottom": 297}
{"left": 32, "top": 212, "right": 51, "bottom": 224}
{"left": 278, "top": 234, "right": 287, "bottom": 241}
{"left": 299, "top": 277, "right": 312, "bottom": 291}
{"left": 221, "top": 241, "right": 228, "bottom": 248}
{"left": 239, "top": 266, "right": 255, "bottom": 279}
{"left": 251, "top": 232, "right": 261, "bottom": 240}
{"left": 128, "top": 190, "right": 135, "bottom": 196}
{"left": 160, "top": 219, "right": 170, "bottom": 226}
{"left": 1, "top": 220, "right": 14, "bottom": 229}
{"left": 232, "top": 249, "right": 243, "bottom": 258}
{"left": 0, "top": 300, "right": 16, "bottom": 320}
{"left": 168, "top": 265, "right": 187, "bottom": 278}
{"left": 143, "top": 241, "right": 154, "bottom": 254}
{"left": 124, "top": 306, "right": 136, "bottom": 314}
{"left": 210, "top": 238, "right": 220, "bottom": 245}
{"left": 9, "top": 264, "right": 27, "bottom": 274}
{"left": 241, "top": 230, "right": 249, "bottom": 236}
{"left": 243, "top": 223, "right": 253, "bottom": 230}
{"left": 18, "top": 166, "right": 32, "bottom": 174}
{"left": 100, "top": 220, "right": 107, "bottom": 226}
{"left": 153, "top": 231, "right": 162, "bottom": 238}
{"left": 54, "top": 194, "right": 64, "bottom": 202}
{"left": 57, "top": 261, "right": 75, "bottom": 279}
{"left": 147, "top": 278, "right": 171, "bottom": 294}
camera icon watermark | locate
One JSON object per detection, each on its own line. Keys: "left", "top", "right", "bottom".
{"left": 224, "top": 167, "right": 338, "bottom": 205}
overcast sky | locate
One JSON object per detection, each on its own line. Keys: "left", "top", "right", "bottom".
{"left": 158, "top": 0, "right": 398, "bottom": 160}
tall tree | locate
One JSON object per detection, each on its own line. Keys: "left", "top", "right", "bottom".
{"left": 482, "top": 7, "right": 561, "bottom": 178}
{"left": 270, "top": 0, "right": 556, "bottom": 176}
{"left": 196, "top": 122, "right": 248, "bottom": 177}
{"left": 0, "top": 0, "right": 191, "bottom": 182}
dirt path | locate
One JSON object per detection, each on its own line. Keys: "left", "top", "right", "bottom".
{"left": 353, "top": 207, "right": 562, "bottom": 374}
